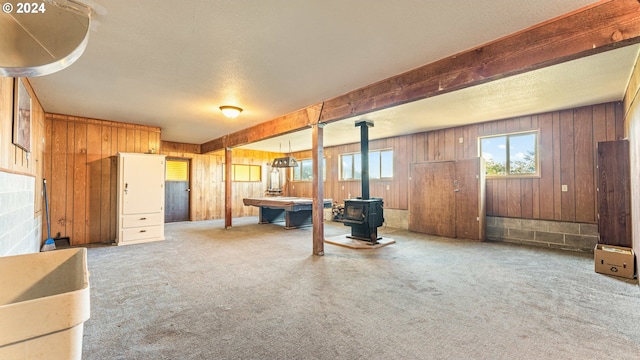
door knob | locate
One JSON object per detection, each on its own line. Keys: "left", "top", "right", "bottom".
{"left": 186, "top": 188, "right": 191, "bottom": 192}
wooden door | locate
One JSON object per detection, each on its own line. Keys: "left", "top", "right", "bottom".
{"left": 409, "top": 161, "right": 456, "bottom": 237}
{"left": 454, "top": 158, "right": 485, "bottom": 240}
{"left": 597, "top": 140, "right": 631, "bottom": 247}
{"left": 165, "top": 159, "right": 190, "bottom": 222}
{"left": 409, "top": 159, "right": 485, "bottom": 240}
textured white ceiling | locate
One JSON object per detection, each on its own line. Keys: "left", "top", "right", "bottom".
{"left": 24, "top": 0, "right": 633, "bottom": 149}
{"left": 240, "top": 44, "right": 640, "bottom": 153}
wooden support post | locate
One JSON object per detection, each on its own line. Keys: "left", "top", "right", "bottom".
{"left": 312, "top": 123, "right": 325, "bottom": 256}
{"left": 225, "top": 147, "right": 232, "bottom": 229}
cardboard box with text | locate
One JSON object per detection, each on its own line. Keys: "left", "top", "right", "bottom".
{"left": 594, "top": 244, "right": 635, "bottom": 279}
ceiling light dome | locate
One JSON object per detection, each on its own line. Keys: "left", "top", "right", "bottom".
{"left": 220, "top": 105, "right": 243, "bottom": 119}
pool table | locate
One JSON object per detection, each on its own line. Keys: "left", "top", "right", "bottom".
{"left": 242, "top": 197, "right": 332, "bottom": 229}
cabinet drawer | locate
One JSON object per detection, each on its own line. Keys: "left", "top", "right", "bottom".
{"left": 122, "top": 213, "right": 163, "bottom": 228}
{"left": 122, "top": 225, "right": 163, "bottom": 242}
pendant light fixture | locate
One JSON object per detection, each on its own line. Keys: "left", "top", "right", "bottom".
{"left": 271, "top": 141, "right": 298, "bottom": 168}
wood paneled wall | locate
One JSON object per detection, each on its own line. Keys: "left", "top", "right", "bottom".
{"left": 43, "top": 113, "right": 161, "bottom": 245}
{"left": 479, "top": 104, "right": 624, "bottom": 224}
{"left": 161, "top": 142, "right": 284, "bottom": 221}
{"left": 288, "top": 102, "right": 624, "bottom": 224}
{"left": 1, "top": 77, "right": 45, "bottom": 215}
{"left": 40, "top": 100, "right": 626, "bottom": 245}
{"left": 623, "top": 51, "right": 639, "bottom": 267}
{"left": 43, "top": 113, "right": 286, "bottom": 245}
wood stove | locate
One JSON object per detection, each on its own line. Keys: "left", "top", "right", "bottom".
{"left": 343, "top": 198, "right": 384, "bottom": 242}
{"left": 343, "top": 120, "right": 384, "bottom": 244}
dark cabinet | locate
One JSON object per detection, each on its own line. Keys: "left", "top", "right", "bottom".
{"left": 597, "top": 140, "right": 631, "bottom": 247}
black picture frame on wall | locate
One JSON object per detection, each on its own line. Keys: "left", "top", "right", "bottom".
{"left": 13, "top": 78, "right": 32, "bottom": 153}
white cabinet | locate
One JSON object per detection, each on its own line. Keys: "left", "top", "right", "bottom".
{"left": 116, "top": 153, "right": 166, "bottom": 246}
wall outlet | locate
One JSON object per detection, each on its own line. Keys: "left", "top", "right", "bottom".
{"left": 561, "top": 184, "right": 568, "bottom": 192}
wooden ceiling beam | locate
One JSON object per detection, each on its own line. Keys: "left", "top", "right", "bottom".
{"left": 319, "top": 0, "right": 640, "bottom": 123}
{"left": 201, "top": 103, "right": 323, "bottom": 154}
{"left": 200, "top": 0, "right": 640, "bottom": 153}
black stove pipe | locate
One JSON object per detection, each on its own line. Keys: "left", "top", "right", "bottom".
{"left": 355, "top": 120, "right": 373, "bottom": 200}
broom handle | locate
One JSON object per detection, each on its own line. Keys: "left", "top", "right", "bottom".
{"left": 43, "top": 178, "right": 52, "bottom": 240}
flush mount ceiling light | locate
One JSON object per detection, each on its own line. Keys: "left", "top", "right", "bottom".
{"left": 220, "top": 105, "right": 243, "bottom": 119}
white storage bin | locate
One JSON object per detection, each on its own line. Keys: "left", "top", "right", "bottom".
{"left": 0, "top": 248, "right": 90, "bottom": 359}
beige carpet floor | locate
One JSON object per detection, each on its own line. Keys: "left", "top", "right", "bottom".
{"left": 81, "top": 218, "right": 640, "bottom": 359}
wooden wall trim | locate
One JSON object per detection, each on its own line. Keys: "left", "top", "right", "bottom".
{"left": 199, "top": 0, "right": 640, "bottom": 153}
{"left": 162, "top": 141, "right": 201, "bottom": 155}
{"left": 45, "top": 113, "right": 162, "bottom": 133}
{"left": 0, "top": 167, "right": 36, "bottom": 177}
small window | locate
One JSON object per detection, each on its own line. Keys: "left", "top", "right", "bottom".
{"left": 301, "top": 159, "right": 313, "bottom": 181}
{"left": 380, "top": 150, "right": 393, "bottom": 178}
{"left": 223, "top": 164, "right": 262, "bottom": 182}
{"left": 340, "top": 149, "right": 393, "bottom": 180}
{"left": 292, "top": 164, "right": 301, "bottom": 180}
{"left": 166, "top": 160, "right": 188, "bottom": 181}
{"left": 479, "top": 131, "right": 538, "bottom": 177}
{"left": 341, "top": 155, "right": 353, "bottom": 180}
{"left": 291, "top": 158, "right": 326, "bottom": 181}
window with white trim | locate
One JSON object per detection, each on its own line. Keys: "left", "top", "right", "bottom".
{"left": 479, "top": 131, "right": 538, "bottom": 177}
{"left": 291, "top": 158, "right": 326, "bottom": 181}
{"left": 222, "top": 164, "right": 262, "bottom": 182}
{"left": 340, "top": 149, "right": 393, "bottom": 180}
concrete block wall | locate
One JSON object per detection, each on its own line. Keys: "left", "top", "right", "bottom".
{"left": 486, "top": 216, "right": 598, "bottom": 252}
{"left": 0, "top": 171, "right": 41, "bottom": 256}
